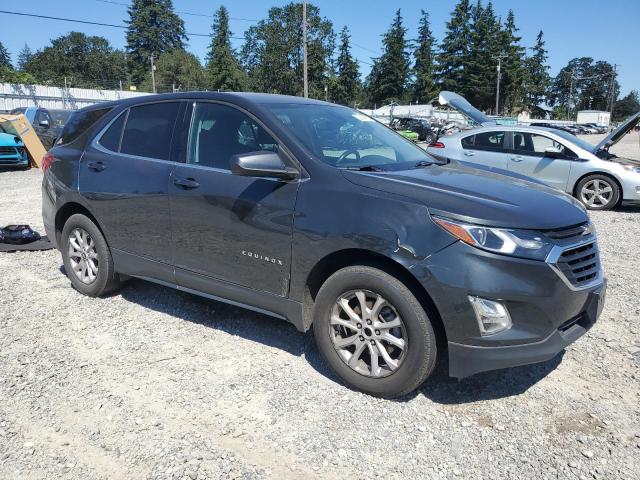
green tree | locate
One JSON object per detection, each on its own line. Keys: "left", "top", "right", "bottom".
{"left": 331, "top": 26, "right": 360, "bottom": 105}
{"left": 241, "top": 2, "right": 334, "bottom": 98}
{"left": 366, "top": 9, "right": 410, "bottom": 106}
{"left": 436, "top": 0, "right": 472, "bottom": 94}
{"left": 206, "top": 6, "right": 245, "bottom": 91}
{"left": 17, "top": 44, "right": 34, "bottom": 71}
{"left": 143, "top": 49, "right": 205, "bottom": 92}
{"left": 466, "top": 1, "right": 501, "bottom": 110}
{"left": 0, "top": 41, "right": 12, "bottom": 69}
{"left": 412, "top": 10, "right": 437, "bottom": 103}
{"left": 126, "top": 0, "right": 187, "bottom": 85}
{"left": 497, "top": 10, "right": 526, "bottom": 113}
{"left": 613, "top": 90, "right": 640, "bottom": 121}
{"left": 23, "top": 32, "right": 127, "bottom": 89}
{"left": 524, "top": 30, "right": 550, "bottom": 112}
{"left": 0, "top": 66, "right": 37, "bottom": 84}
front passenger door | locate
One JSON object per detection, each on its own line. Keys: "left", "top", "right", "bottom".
{"left": 508, "top": 132, "right": 574, "bottom": 191}
{"left": 170, "top": 101, "right": 300, "bottom": 297}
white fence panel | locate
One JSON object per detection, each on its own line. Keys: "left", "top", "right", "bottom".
{"left": 0, "top": 83, "right": 150, "bottom": 111}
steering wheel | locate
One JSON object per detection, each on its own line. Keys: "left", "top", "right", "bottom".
{"left": 336, "top": 149, "right": 361, "bottom": 165}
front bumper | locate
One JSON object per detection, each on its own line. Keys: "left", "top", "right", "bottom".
{"left": 416, "top": 239, "right": 606, "bottom": 378}
{"left": 448, "top": 280, "right": 606, "bottom": 378}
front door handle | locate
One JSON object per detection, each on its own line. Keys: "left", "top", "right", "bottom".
{"left": 510, "top": 156, "right": 524, "bottom": 162}
{"left": 87, "top": 161, "right": 105, "bottom": 172}
{"left": 173, "top": 177, "right": 200, "bottom": 189}
{"left": 463, "top": 151, "right": 475, "bottom": 156}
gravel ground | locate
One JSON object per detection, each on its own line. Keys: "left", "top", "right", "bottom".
{"left": 0, "top": 134, "right": 639, "bottom": 480}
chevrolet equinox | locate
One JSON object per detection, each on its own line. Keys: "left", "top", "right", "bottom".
{"left": 42, "top": 93, "right": 606, "bottom": 398}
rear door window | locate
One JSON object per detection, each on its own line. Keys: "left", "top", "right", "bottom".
{"left": 120, "top": 102, "right": 180, "bottom": 161}
{"left": 513, "top": 132, "right": 577, "bottom": 158}
{"left": 58, "top": 107, "right": 112, "bottom": 145}
{"left": 98, "top": 111, "right": 127, "bottom": 152}
{"left": 461, "top": 131, "right": 506, "bottom": 152}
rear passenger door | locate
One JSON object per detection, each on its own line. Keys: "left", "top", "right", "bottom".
{"left": 169, "top": 101, "right": 299, "bottom": 297}
{"left": 79, "top": 101, "right": 183, "bottom": 284}
{"left": 459, "top": 130, "right": 509, "bottom": 169}
{"left": 508, "top": 131, "right": 574, "bottom": 191}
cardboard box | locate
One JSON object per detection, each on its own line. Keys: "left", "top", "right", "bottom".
{"left": 0, "top": 114, "right": 47, "bottom": 168}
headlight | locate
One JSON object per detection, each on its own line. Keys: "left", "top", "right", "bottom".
{"left": 622, "top": 164, "right": 640, "bottom": 174}
{"left": 433, "top": 216, "right": 553, "bottom": 261}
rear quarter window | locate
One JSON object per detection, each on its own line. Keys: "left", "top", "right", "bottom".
{"left": 57, "top": 107, "right": 112, "bottom": 145}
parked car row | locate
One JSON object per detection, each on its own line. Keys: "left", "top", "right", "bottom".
{"left": 530, "top": 122, "right": 608, "bottom": 135}
{"left": 427, "top": 92, "right": 640, "bottom": 211}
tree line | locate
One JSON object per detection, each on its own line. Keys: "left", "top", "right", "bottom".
{"left": 0, "top": 0, "right": 637, "bottom": 120}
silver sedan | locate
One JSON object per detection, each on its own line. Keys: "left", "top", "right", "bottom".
{"left": 426, "top": 116, "right": 640, "bottom": 210}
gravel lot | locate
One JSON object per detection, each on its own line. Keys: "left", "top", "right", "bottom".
{"left": 1, "top": 134, "right": 639, "bottom": 479}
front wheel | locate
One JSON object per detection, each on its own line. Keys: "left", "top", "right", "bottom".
{"left": 313, "top": 266, "right": 437, "bottom": 398}
{"left": 576, "top": 174, "right": 620, "bottom": 210}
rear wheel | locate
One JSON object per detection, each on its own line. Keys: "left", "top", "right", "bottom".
{"left": 313, "top": 266, "right": 437, "bottom": 398}
{"left": 576, "top": 174, "right": 620, "bottom": 210}
{"left": 61, "top": 214, "right": 121, "bottom": 297}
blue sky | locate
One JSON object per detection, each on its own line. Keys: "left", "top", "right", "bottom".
{"left": 1, "top": 0, "right": 638, "bottom": 95}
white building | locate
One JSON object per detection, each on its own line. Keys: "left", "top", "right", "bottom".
{"left": 577, "top": 110, "right": 611, "bottom": 127}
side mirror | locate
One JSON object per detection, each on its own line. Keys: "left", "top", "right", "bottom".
{"left": 544, "top": 145, "right": 564, "bottom": 158}
{"left": 229, "top": 151, "right": 298, "bottom": 180}
{"left": 39, "top": 119, "right": 50, "bottom": 127}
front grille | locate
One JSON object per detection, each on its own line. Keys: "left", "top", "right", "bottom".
{"left": 555, "top": 242, "right": 600, "bottom": 287}
{"left": 544, "top": 222, "right": 591, "bottom": 245}
{"left": 0, "top": 146, "right": 18, "bottom": 156}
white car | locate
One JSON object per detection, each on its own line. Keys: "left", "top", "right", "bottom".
{"left": 427, "top": 92, "right": 640, "bottom": 210}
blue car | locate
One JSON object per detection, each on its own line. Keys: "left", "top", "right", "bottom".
{"left": 0, "top": 126, "right": 29, "bottom": 169}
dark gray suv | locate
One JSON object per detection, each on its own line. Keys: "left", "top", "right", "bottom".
{"left": 42, "top": 93, "right": 606, "bottom": 398}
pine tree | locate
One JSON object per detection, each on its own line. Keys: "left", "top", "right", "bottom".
{"left": 497, "top": 10, "right": 526, "bottom": 113}
{"left": 206, "top": 6, "right": 245, "bottom": 91}
{"left": 466, "top": 1, "right": 501, "bottom": 110}
{"left": 412, "top": 10, "right": 436, "bottom": 103}
{"left": 366, "top": 9, "right": 410, "bottom": 105}
{"left": 524, "top": 31, "right": 550, "bottom": 112}
{"left": 436, "top": 0, "right": 472, "bottom": 94}
{"left": 0, "top": 41, "right": 12, "bottom": 69}
{"left": 17, "top": 44, "right": 33, "bottom": 71}
{"left": 332, "top": 26, "right": 360, "bottom": 105}
{"left": 126, "top": 0, "right": 187, "bottom": 85}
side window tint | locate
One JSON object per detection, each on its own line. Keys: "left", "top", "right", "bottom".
{"left": 120, "top": 102, "right": 180, "bottom": 160}
{"left": 514, "top": 132, "right": 575, "bottom": 158}
{"left": 187, "top": 103, "right": 278, "bottom": 170}
{"left": 475, "top": 131, "right": 505, "bottom": 150}
{"left": 461, "top": 135, "right": 475, "bottom": 148}
{"left": 98, "top": 111, "right": 126, "bottom": 152}
{"left": 58, "top": 107, "right": 112, "bottom": 145}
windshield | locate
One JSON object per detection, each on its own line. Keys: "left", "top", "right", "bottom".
{"left": 550, "top": 129, "right": 597, "bottom": 154}
{"left": 263, "top": 104, "right": 436, "bottom": 170}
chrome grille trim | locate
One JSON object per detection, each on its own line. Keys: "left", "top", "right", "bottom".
{"left": 546, "top": 239, "right": 603, "bottom": 291}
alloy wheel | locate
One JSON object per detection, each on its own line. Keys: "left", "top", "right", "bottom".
{"left": 68, "top": 227, "right": 99, "bottom": 284}
{"left": 330, "top": 290, "right": 407, "bottom": 378}
{"left": 580, "top": 179, "right": 614, "bottom": 208}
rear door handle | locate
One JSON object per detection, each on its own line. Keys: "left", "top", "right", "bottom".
{"left": 463, "top": 151, "right": 475, "bottom": 156}
{"left": 87, "top": 161, "right": 105, "bottom": 172}
{"left": 173, "top": 177, "right": 200, "bottom": 189}
{"left": 511, "top": 156, "right": 524, "bottom": 162}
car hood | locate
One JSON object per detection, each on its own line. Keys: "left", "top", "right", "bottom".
{"left": 436, "top": 91, "right": 495, "bottom": 126}
{"left": 594, "top": 111, "right": 640, "bottom": 152}
{"left": 341, "top": 163, "right": 588, "bottom": 230}
{"left": 0, "top": 131, "right": 23, "bottom": 146}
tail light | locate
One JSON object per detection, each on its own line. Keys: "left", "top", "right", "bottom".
{"left": 42, "top": 152, "right": 54, "bottom": 172}
{"left": 427, "top": 142, "right": 445, "bottom": 148}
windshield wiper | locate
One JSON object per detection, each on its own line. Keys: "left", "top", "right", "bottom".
{"left": 344, "top": 165, "right": 385, "bottom": 172}
{"left": 413, "top": 160, "right": 434, "bottom": 168}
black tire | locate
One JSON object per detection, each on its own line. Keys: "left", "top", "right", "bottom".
{"left": 575, "top": 174, "right": 620, "bottom": 211}
{"left": 312, "top": 266, "right": 437, "bottom": 398}
{"left": 61, "top": 213, "right": 121, "bottom": 297}
{"left": 424, "top": 132, "right": 436, "bottom": 144}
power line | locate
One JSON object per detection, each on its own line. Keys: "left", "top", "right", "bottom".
{"left": 93, "top": 0, "right": 258, "bottom": 22}
{"left": 0, "top": 9, "right": 245, "bottom": 40}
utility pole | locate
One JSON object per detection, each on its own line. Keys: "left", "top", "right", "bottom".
{"left": 150, "top": 55, "right": 156, "bottom": 94}
{"left": 302, "top": 1, "right": 308, "bottom": 98}
{"left": 608, "top": 64, "right": 618, "bottom": 123}
{"left": 494, "top": 55, "right": 506, "bottom": 115}
{"left": 568, "top": 69, "right": 574, "bottom": 120}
